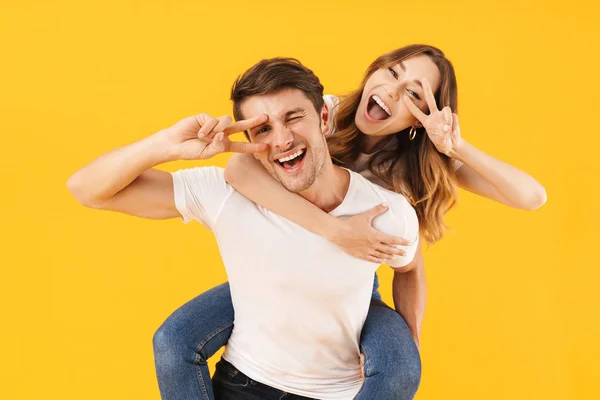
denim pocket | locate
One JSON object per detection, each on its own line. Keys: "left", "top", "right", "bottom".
{"left": 214, "top": 360, "right": 250, "bottom": 387}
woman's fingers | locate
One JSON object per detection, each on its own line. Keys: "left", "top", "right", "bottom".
{"left": 360, "top": 202, "right": 390, "bottom": 223}
{"left": 451, "top": 113, "right": 460, "bottom": 138}
{"left": 441, "top": 107, "right": 453, "bottom": 132}
{"left": 377, "top": 243, "right": 407, "bottom": 257}
{"left": 367, "top": 256, "right": 385, "bottom": 264}
{"left": 403, "top": 95, "right": 427, "bottom": 123}
{"left": 375, "top": 232, "right": 410, "bottom": 246}
{"left": 421, "top": 77, "right": 439, "bottom": 114}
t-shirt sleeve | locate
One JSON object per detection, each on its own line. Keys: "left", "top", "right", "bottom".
{"left": 376, "top": 194, "right": 420, "bottom": 268}
{"left": 452, "top": 159, "right": 464, "bottom": 171}
{"left": 323, "top": 94, "right": 339, "bottom": 137}
{"left": 170, "top": 166, "right": 232, "bottom": 230}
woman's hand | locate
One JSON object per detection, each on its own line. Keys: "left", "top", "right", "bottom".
{"left": 403, "top": 78, "right": 462, "bottom": 157}
{"left": 330, "top": 203, "right": 411, "bottom": 263}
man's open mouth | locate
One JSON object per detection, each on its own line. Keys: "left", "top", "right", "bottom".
{"left": 367, "top": 94, "right": 391, "bottom": 121}
{"left": 275, "top": 149, "right": 306, "bottom": 171}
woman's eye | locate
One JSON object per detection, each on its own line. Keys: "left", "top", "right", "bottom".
{"left": 287, "top": 116, "right": 302, "bottom": 123}
{"left": 388, "top": 67, "right": 398, "bottom": 79}
{"left": 257, "top": 126, "right": 270, "bottom": 134}
{"left": 407, "top": 89, "right": 421, "bottom": 101}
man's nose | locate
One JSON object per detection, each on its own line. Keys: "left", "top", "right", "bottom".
{"left": 271, "top": 125, "right": 294, "bottom": 150}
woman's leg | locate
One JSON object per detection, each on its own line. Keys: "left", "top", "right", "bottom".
{"left": 354, "top": 297, "right": 422, "bottom": 400}
{"left": 153, "top": 282, "right": 234, "bottom": 400}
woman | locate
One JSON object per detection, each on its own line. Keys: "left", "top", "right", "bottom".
{"left": 153, "top": 44, "right": 546, "bottom": 400}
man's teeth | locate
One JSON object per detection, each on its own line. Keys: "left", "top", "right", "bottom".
{"left": 372, "top": 95, "right": 391, "bottom": 116}
{"left": 278, "top": 150, "right": 304, "bottom": 163}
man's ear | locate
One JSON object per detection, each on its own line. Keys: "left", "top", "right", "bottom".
{"left": 320, "top": 103, "right": 331, "bottom": 137}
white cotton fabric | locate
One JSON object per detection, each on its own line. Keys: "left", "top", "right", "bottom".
{"left": 171, "top": 166, "right": 419, "bottom": 399}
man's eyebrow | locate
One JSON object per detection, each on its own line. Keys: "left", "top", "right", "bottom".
{"left": 283, "top": 107, "right": 305, "bottom": 119}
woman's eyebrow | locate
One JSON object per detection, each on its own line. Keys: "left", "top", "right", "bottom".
{"left": 398, "top": 62, "right": 424, "bottom": 89}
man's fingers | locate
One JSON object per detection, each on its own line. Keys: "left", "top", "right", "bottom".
{"left": 402, "top": 95, "right": 427, "bottom": 123}
{"left": 421, "top": 77, "right": 439, "bottom": 114}
{"left": 209, "top": 116, "right": 233, "bottom": 138}
{"left": 197, "top": 115, "right": 219, "bottom": 138}
{"left": 223, "top": 113, "right": 269, "bottom": 136}
{"left": 228, "top": 141, "right": 269, "bottom": 154}
{"left": 211, "top": 132, "right": 226, "bottom": 150}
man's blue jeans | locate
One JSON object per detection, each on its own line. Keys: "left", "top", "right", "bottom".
{"left": 153, "top": 276, "right": 421, "bottom": 400}
{"left": 212, "top": 359, "right": 316, "bottom": 400}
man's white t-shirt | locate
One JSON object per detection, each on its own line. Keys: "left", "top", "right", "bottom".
{"left": 172, "top": 166, "right": 419, "bottom": 400}
{"left": 323, "top": 94, "right": 463, "bottom": 189}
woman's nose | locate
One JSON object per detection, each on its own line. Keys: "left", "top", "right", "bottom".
{"left": 385, "top": 83, "right": 402, "bottom": 102}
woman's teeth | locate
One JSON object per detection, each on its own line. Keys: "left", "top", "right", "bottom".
{"left": 372, "top": 95, "right": 391, "bottom": 116}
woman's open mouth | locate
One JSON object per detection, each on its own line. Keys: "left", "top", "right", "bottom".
{"left": 366, "top": 94, "right": 391, "bottom": 121}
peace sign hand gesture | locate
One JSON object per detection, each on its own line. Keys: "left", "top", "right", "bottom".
{"left": 165, "top": 113, "right": 269, "bottom": 161}
{"left": 402, "top": 78, "right": 462, "bottom": 157}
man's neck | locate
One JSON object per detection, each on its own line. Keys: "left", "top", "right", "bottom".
{"left": 299, "top": 160, "right": 350, "bottom": 213}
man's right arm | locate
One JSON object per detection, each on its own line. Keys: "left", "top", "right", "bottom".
{"left": 67, "top": 133, "right": 179, "bottom": 219}
{"left": 66, "top": 113, "right": 268, "bottom": 219}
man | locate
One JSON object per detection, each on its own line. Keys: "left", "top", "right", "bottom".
{"left": 67, "top": 58, "right": 419, "bottom": 399}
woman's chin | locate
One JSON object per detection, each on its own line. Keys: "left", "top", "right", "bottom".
{"left": 355, "top": 116, "right": 378, "bottom": 135}
{"left": 356, "top": 117, "right": 390, "bottom": 136}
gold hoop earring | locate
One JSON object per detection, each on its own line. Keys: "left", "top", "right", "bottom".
{"left": 409, "top": 126, "right": 417, "bottom": 140}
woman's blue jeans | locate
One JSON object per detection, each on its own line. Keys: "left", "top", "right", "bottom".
{"left": 153, "top": 276, "right": 421, "bottom": 400}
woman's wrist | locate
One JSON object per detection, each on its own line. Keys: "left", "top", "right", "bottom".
{"left": 448, "top": 137, "right": 468, "bottom": 160}
{"left": 322, "top": 216, "right": 348, "bottom": 244}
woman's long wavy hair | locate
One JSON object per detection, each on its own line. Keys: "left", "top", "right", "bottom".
{"left": 327, "top": 45, "right": 459, "bottom": 244}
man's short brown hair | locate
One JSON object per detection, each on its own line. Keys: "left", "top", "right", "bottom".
{"left": 230, "top": 58, "right": 325, "bottom": 123}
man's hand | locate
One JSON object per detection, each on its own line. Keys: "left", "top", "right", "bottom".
{"left": 163, "top": 113, "right": 269, "bottom": 160}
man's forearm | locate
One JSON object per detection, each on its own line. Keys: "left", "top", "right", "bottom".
{"left": 67, "top": 132, "right": 173, "bottom": 206}
{"left": 392, "top": 256, "right": 426, "bottom": 348}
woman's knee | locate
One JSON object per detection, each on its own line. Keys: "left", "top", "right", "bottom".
{"left": 153, "top": 319, "right": 191, "bottom": 366}
{"left": 153, "top": 284, "right": 234, "bottom": 363}
{"left": 361, "top": 300, "right": 422, "bottom": 393}
{"left": 364, "top": 342, "right": 421, "bottom": 392}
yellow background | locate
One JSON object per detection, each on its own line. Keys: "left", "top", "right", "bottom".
{"left": 1, "top": 1, "right": 598, "bottom": 399}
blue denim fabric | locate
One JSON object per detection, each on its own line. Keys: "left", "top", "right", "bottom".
{"left": 153, "top": 274, "right": 420, "bottom": 400}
